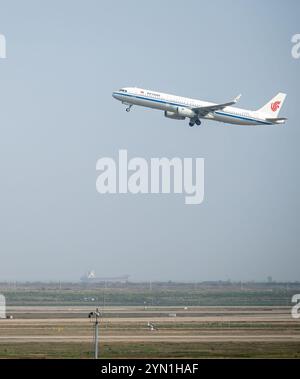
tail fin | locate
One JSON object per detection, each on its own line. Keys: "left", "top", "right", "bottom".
{"left": 257, "top": 93, "right": 287, "bottom": 117}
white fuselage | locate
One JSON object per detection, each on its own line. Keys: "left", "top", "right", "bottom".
{"left": 112, "top": 87, "right": 276, "bottom": 126}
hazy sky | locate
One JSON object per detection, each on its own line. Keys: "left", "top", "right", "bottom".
{"left": 0, "top": 0, "right": 299, "bottom": 281}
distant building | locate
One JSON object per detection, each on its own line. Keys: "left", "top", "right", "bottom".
{"left": 80, "top": 270, "right": 129, "bottom": 283}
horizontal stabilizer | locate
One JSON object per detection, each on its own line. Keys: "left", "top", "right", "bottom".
{"left": 265, "top": 117, "right": 287, "bottom": 122}
{"left": 265, "top": 117, "right": 287, "bottom": 124}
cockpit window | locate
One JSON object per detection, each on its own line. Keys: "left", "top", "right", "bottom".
{"left": 119, "top": 89, "right": 127, "bottom": 93}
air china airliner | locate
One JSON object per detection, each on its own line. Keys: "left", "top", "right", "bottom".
{"left": 112, "top": 87, "right": 287, "bottom": 127}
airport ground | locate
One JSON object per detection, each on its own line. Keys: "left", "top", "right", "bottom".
{"left": 0, "top": 282, "right": 299, "bottom": 358}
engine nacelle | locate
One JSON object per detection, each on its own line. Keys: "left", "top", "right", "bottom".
{"left": 164, "top": 111, "right": 185, "bottom": 120}
{"left": 177, "top": 107, "right": 196, "bottom": 118}
{"left": 164, "top": 107, "right": 196, "bottom": 120}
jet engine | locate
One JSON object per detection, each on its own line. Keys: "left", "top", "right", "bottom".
{"left": 177, "top": 107, "right": 196, "bottom": 118}
{"left": 164, "top": 107, "right": 196, "bottom": 120}
{"left": 164, "top": 111, "right": 185, "bottom": 120}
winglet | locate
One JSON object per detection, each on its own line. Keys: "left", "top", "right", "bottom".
{"left": 234, "top": 94, "right": 242, "bottom": 103}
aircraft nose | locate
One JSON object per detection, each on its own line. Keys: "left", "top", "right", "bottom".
{"left": 112, "top": 91, "right": 117, "bottom": 99}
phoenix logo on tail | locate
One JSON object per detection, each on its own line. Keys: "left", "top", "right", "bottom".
{"left": 271, "top": 101, "right": 281, "bottom": 112}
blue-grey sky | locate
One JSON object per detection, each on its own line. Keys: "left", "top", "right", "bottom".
{"left": 0, "top": 0, "right": 299, "bottom": 282}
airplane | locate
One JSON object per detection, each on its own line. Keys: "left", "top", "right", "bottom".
{"left": 112, "top": 87, "right": 287, "bottom": 127}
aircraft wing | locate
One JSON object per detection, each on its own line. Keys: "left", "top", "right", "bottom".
{"left": 192, "top": 94, "right": 242, "bottom": 116}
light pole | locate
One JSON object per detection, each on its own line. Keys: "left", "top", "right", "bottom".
{"left": 88, "top": 308, "right": 101, "bottom": 359}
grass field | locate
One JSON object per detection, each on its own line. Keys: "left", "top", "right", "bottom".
{"left": 1, "top": 341, "right": 300, "bottom": 359}
{"left": 1, "top": 281, "right": 299, "bottom": 307}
